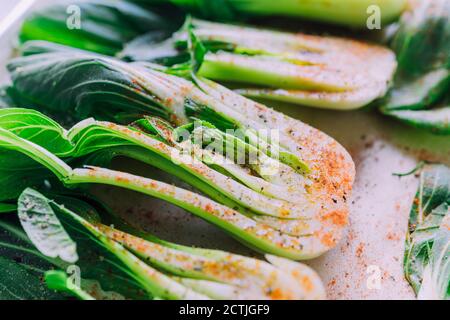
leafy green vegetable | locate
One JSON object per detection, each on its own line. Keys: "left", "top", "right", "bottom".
{"left": 18, "top": 189, "right": 78, "bottom": 263}
{"left": 15, "top": 188, "right": 326, "bottom": 299}
{"left": 403, "top": 164, "right": 450, "bottom": 300}
{"left": 0, "top": 86, "right": 16, "bottom": 109}
{"left": 0, "top": 203, "right": 16, "bottom": 213}
{"left": 121, "top": 18, "right": 397, "bottom": 110}
{"left": 139, "top": 0, "right": 406, "bottom": 28}
{"left": 382, "top": 0, "right": 450, "bottom": 134}
{"left": 19, "top": 0, "right": 181, "bottom": 56}
{"left": 0, "top": 105, "right": 353, "bottom": 260}
{"left": 7, "top": 45, "right": 355, "bottom": 259}
{"left": 7, "top": 51, "right": 172, "bottom": 124}
{"left": 44, "top": 270, "right": 95, "bottom": 300}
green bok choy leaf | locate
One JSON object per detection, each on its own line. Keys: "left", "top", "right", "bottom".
{"left": 403, "top": 164, "right": 449, "bottom": 300}
{"left": 0, "top": 207, "right": 142, "bottom": 300}
{"left": 19, "top": 0, "right": 181, "bottom": 56}
{"left": 135, "top": 0, "right": 406, "bottom": 28}
{"left": 381, "top": 0, "right": 450, "bottom": 134}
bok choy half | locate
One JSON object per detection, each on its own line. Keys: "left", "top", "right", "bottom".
{"left": 5, "top": 39, "right": 355, "bottom": 260}
{"left": 120, "top": 18, "right": 398, "bottom": 110}
{"left": 403, "top": 164, "right": 449, "bottom": 300}
{"left": 2, "top": 188, "right": 324, "bottom": 300}
{"left": 0, "top": 105, "right": 353, "bottom": 260}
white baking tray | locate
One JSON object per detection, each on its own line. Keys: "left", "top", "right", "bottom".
{"left": 1, "top": 0, "right": 449, "bottom": 300}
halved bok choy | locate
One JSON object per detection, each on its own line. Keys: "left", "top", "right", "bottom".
{"left": 6, "top": 47, "right": 355, "bottom": 259}
{"left": 8, "top": 188, "right": 325, "bottom": 300}
{"left": 120, "top": 18, "right": 397, "bottom": 110}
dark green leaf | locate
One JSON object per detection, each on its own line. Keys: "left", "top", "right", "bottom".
{"left": 385, "top": 106, "right": 450, "bottom": 135}
{"left": 0, "top": 203, "right": 17, "bottom": 213}
{"left": 382, "top": 0, "right": 450, "bottom": 134}
{"left": 382, "top": 69, "right": 450, "bottom": 112}
{"left": 0, "top": 219, "right": 67, "bottom": 300}
{"left": 19, "top": 0, "right": 178, "bottom": 56}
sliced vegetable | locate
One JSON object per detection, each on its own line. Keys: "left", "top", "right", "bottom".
{"left": 403, "top": 164, "right": 450, "bottom": 300}
{"left": 142, "top": 0, "right": 406, "bottom": 28}
{"left": 16, "top": 188, "right": 326, "bottom": 299}
{"left": 385, "top": 105, "right": 450, "bottom": 135}
{"left": 19, "top": 0, "right": 181, "bottom": 56}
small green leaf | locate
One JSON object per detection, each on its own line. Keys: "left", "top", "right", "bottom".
{"left": 18, "top": 188, "right": 78, "bottom": 263}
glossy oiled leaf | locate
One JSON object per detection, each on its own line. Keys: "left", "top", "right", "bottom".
{"left": 19, "top": 0, "right": 179, "bottom": 56}
{"left": 404, "top": 164, "right": 450, "bottom": 300}
{"left": 18, "top": 188, "right": 78, "bottom": 263}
